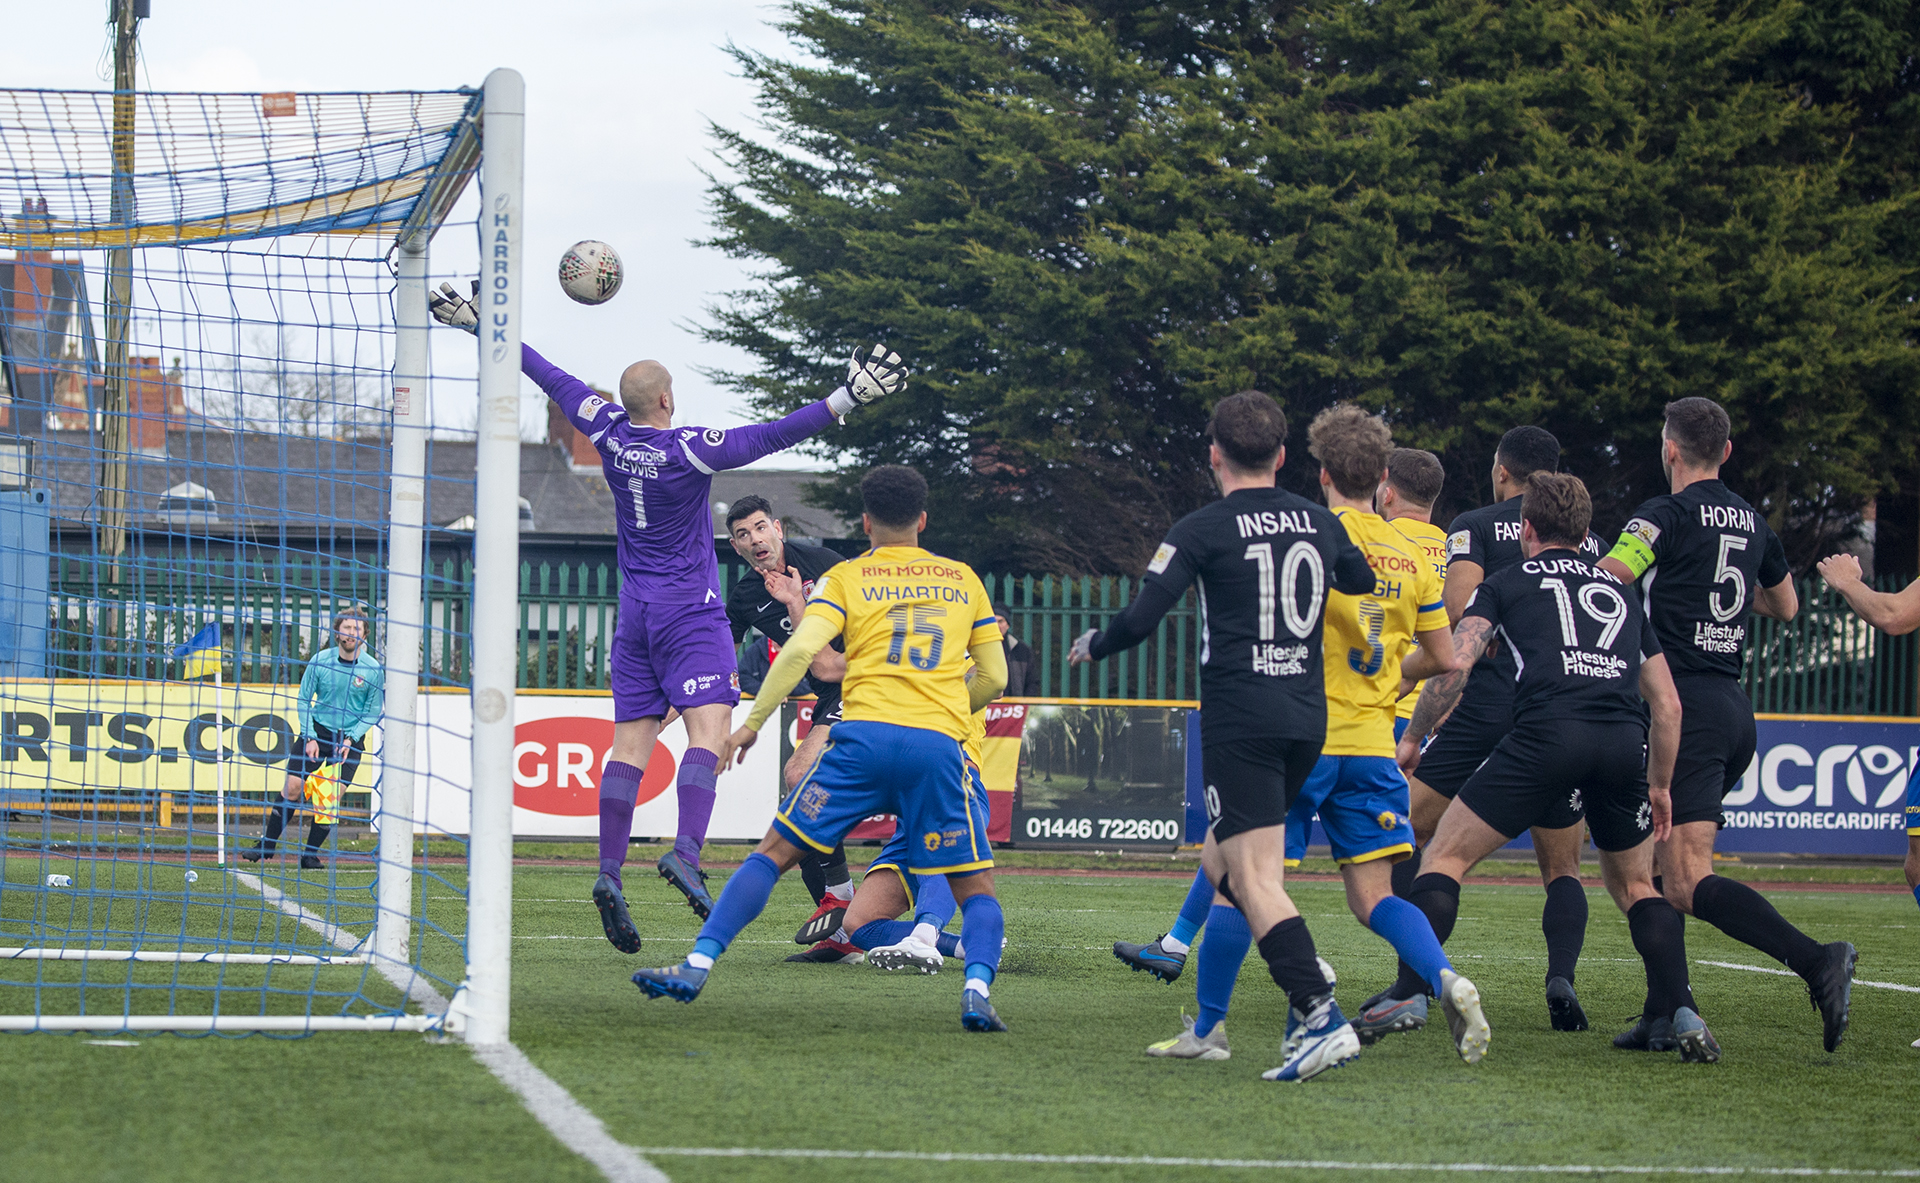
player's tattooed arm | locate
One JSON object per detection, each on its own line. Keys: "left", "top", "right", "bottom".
{"left": 1639, "top": 652, "right": 1683, "bottom": 841}
{"left": 1402, "top": 617, "right": 1492, "bottom": 749}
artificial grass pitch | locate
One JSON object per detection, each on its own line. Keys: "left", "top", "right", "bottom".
{"left": 519, "top": 867, "right": 1916, "bottom": 1182}
{"left": 1, "top": 865, "right": 1914, "bottom": 1182}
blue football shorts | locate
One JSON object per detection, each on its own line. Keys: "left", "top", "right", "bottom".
{"left": 868, "top": 762, "right": 991, "bottom": 907}
{"left": 1285, "top": 754, "right": 1416, "bottom": 867}
{"left": 774, "top": 720, "right": 993, "bottom": 875}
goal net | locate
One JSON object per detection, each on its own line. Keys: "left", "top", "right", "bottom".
{"left": 0, "top": 75, "right": 526, "bottom": 1036}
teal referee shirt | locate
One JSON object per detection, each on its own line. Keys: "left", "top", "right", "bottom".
{"left": 297, "top": 647, "right": 386, "bottom": 740}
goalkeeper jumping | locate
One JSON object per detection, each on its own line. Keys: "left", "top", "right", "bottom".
{"left": 243, "top": 608, "right": 385, "bottom": 868}
{"left": 429, "top": 281, "right": 908, "bottom": 951}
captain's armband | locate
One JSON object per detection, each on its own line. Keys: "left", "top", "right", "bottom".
{"left": 1606, "top": 518, "right": 1661, "bottom": 579}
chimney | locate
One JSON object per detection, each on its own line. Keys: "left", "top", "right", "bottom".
{"left": 129, "top": 356, "right": 174, "bottom": 454}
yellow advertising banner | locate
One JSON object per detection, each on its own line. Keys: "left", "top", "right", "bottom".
{"left": 0, "top": 681, "right": 378, "bottom": 799}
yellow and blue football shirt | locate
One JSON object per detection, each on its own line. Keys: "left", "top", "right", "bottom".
{"left": 1390, "top": 515, "right": 1450, "bottom": 727}
{"left": 803, "top": 546, "right": 1000, "bottom": 740}
{"left": 1322, "top": 508, "right": 1448, "bottom": 757}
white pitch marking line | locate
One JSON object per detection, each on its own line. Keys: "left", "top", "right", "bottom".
{"left": 1696, "top": 960, "right": 1920, "bottom": 994}
{"left": 632, "top": 1147, "right": 1920, "bottom": 1177}
{"left": 231, "top": 870, "right": 445, "bottom": 1013}
{"left": 470, "top": 1042, "right": 668, "bottom": 1183}
{"left": 235, "top": 874, "right": 663, "bottom": 1183}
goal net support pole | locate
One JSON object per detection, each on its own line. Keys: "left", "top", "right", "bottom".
{"left": 462, "top": 66, "right": 526, "bottom": 1046}
{"left": 378, "top": 229, "right": 430, "bottom": 974}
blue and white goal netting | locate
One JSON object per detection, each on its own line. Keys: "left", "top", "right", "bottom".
{"left": 0, "top": 86, "right": 483, "bottom": 1033}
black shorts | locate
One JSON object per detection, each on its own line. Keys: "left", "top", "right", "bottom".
{"left": 286, "top": 723, "right": 364, "bottom": 785}
{"left": 813, "top": 688, "right": 844, "bottom": 727}
{"left": 1411, "top": 669, "right": 1514, "bottom": 799}
{"left": 1670, "top": 674, "right": 1756, "bottom": 829}
{"left": 1458, "top": 719, "right": 1653, "bottom": 852}
{"left": 1202, "top": 738, "right": 1322, "bottom": 844}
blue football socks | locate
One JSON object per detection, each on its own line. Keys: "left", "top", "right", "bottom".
{"left": 1169, "top": 867, "right": 1213, "bottom": 949}
{"left": 1368, "top": 894, "right": 1452, "bottom": 994}
{"left": 689, "top": 851, "right": 780, "bottom": 965}
{"left": 959, "top": 894, "right": 1005, "bottom": 989}
{"left": 850, "top": 919, "right": 914, "bottom": 950}
{"left": 1194, "top": 903, "right": 1251, "bottom": 1037}
{"left": 1912, "top": 884, "right": 1919, "bottom": 914}
{"left": 915, "top": 872, "right": 959, "bottom": 930}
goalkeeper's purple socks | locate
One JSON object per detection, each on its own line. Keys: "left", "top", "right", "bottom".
{"left": 672, "top": 748, "right": 720, "bottom": 869}
{"left": 598, "top": 760, "right": 644, "bottom": 886}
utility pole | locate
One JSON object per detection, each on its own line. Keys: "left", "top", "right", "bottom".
{"left": 97, "top": 0, "right": 144, "bottom": 577}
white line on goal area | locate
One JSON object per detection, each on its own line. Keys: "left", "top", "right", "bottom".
{"left": 231, "top": 874, "right": 668, "bottom": 1181}
{"left": 0, "top": 946, "right": 367, "bottom": 966}
{"left": 631, "top": 1147, "right": 1920, "bottom": 1177}
{"left": 1697, "top": 960, "right": 1920, "bottom": 994}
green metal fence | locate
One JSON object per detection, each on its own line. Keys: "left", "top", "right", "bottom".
{"left": 44, "top": 559, "right": 1920, "bottom": 717}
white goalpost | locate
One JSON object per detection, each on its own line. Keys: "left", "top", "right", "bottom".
{"left": 0, "top": 68, "right": 523, "bottom": 1039}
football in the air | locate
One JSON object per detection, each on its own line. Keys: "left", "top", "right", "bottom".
{"left": 558, "top": 240, "right": 623, "bottom": 305}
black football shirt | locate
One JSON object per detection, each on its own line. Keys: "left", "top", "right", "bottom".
{"left": 1606, "top": 480, "right": 1789, "bottom": 680}
{"left": 725, "top": 540, "right": 846, "bottom": 716}
{"left": 1125, "top": 487, "right": 1374, "bottom": 743}
{"left": 1462, "top": 548, "right": 1663, "bottom": 725}
{"left": 1446, "top": 494, "right": 1607, "bottom": 688}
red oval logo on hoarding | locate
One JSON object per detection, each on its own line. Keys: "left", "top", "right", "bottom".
{"left": 511, "top": 716, "right": 676, "bottom": 816}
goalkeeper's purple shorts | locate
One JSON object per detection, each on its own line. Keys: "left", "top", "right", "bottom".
{"left": 609, "top": 594, "right": 741, "bottom": 722}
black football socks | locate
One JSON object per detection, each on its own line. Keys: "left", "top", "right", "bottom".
{"left": 1691, "top": 873, "right": 1826, "bottom": 980}
{"left": 1256, "top": 916, "right": 1334, "bottom": 1014}
{"left": 1542, "top": 874, "right": 1588, "bottom": 986}
{"left": 1387, "top": 873, "right": 1461, "bottom": 1000}
{"left": 1627, "top": 896, "right": 1696, "bottom": 1018}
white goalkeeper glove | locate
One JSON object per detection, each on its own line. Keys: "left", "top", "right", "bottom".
{"left": 428, "top": 280, "right": 479, "bottom": 334}
{"left": 1068, "top": 628, "right": 1098, "bottom": 665}
{"left": 826, "top": 344, "right": 909, "bottom": 416}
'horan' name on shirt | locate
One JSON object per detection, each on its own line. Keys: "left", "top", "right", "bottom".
{"left": 1235, "top": 511, "right": 1318, "bottom": 538}
{"left": 1699, "top": 505, "right": 1757, "bottom": 532}
{"left": 1561, "top": 649, "right": 1628, "bottom": 678}
{"left": 1693, "top": 620, "right": 1745, "bottom": 653}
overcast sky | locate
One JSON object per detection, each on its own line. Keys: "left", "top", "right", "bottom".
{"left": 3, "top": 1, "right": 830, "bottom": 463}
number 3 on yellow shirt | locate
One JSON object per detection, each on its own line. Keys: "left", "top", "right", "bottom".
{"left": 886, "top": 604, "right": 947, "bottom": 670}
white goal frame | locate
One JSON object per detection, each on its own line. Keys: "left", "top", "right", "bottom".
{"left": 1, "top": 68, "right": 524, "bottom": 1042}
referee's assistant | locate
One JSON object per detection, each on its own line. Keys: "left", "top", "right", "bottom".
{"left": 243, "top": 608, "right": 385, "bottom": 868}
